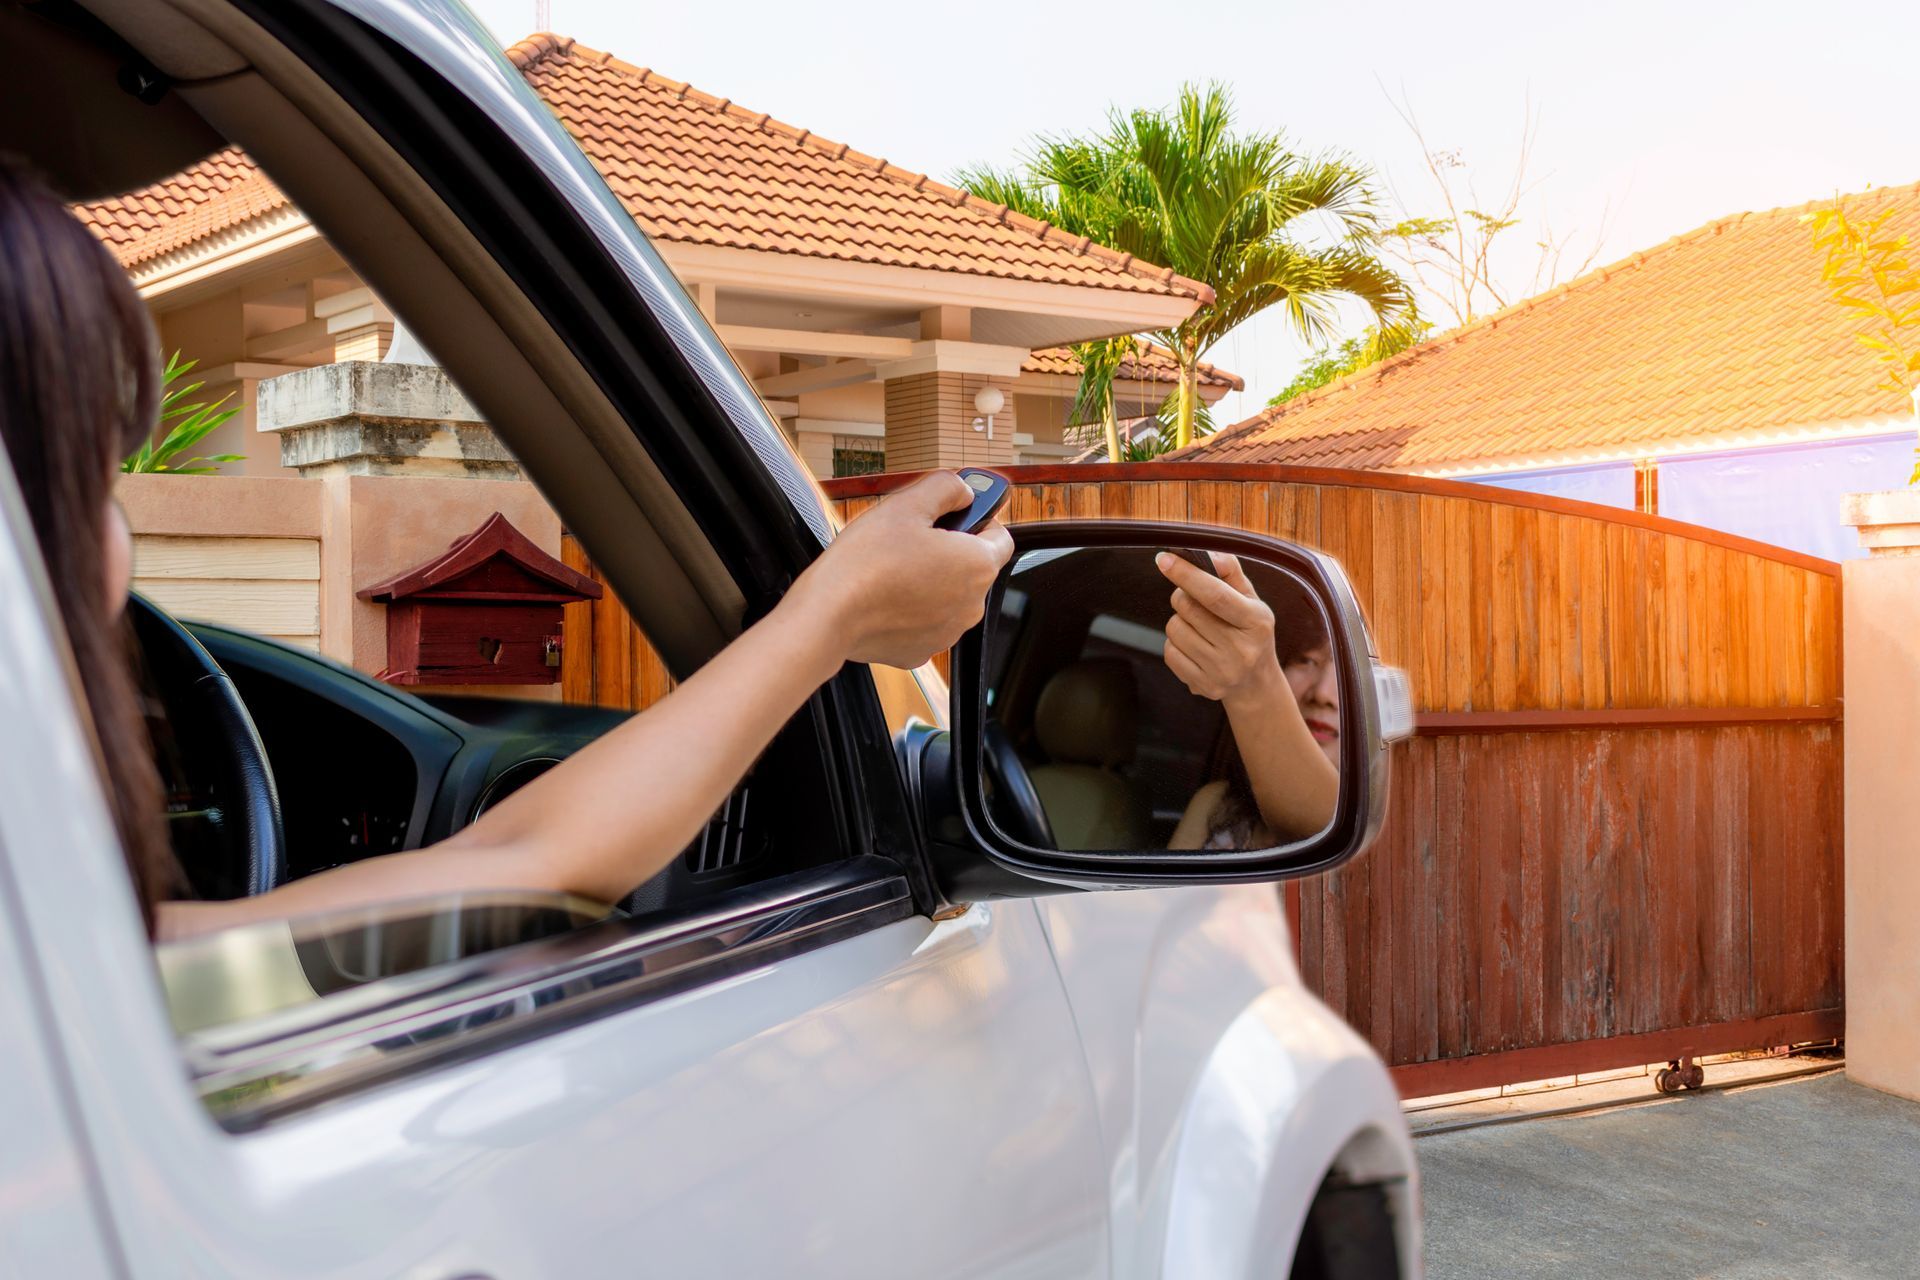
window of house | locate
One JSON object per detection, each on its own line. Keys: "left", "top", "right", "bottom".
{"left": 831, "top": 434, "right": 886, "bottom": 477}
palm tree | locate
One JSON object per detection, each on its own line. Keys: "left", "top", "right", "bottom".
{"left": 965, "top": 84, "right": 1415, "bottom": 450}
{"left": 1067, "top": 334, "right": 1136, "bottom": 462}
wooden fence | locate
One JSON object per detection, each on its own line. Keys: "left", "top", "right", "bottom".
{"left": 566, "top": 462, "right": 1844, "bottom": 1097}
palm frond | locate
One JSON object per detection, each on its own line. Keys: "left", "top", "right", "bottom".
{"left": 1066, "top": 334, "right": 1136, "bottom": 428}
{"left": 971, "top": 81, "right": 1414, "bottom": 444}
{"left": 122, "top": 351, "right": 245, "bottom": 475}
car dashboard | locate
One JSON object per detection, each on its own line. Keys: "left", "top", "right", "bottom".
{"left": 177, "top": 622, "right": 830, "bottom": 914}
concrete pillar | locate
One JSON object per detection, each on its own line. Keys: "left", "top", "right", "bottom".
{"left": 1840, "top": 489, "right": 1920, "bottom": 1101}
{"left": 882, "top": 370, "right": 1018, "bottom": 471}
{"left": 256, "top": 361, "right": 520, "bottom": 480}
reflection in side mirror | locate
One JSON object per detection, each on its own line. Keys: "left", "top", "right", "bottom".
{"left": 980, "top": 545, "right": 1345, "bottom": 856}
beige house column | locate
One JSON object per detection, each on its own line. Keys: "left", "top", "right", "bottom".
{"left": 1840, "top": 489, "right": 1920, "bottom": 1101}
{"left": 882, "top": 371, "right": 1019, "bottom": 471}
{"left": 878, "top": 308, "right": 1025, "bottom": 470}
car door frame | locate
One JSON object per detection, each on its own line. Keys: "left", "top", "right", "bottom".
{"left": 197, "top": 0, "right": 950, "bottom": 914}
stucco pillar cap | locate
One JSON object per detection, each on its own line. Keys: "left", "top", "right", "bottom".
{"left": 255, "top": 362, "right": 517, "bottom": 480}
{"left": 1843, "top": 488, "right": 1920, "bottom": 556}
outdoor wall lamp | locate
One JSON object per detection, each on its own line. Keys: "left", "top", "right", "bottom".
{"left": 971, "top": 386, "right": 1005, "bottom": 439}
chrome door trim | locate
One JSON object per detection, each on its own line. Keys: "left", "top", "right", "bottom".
{"left": 187, "top": 859, "right": 913, "bottom": 1131}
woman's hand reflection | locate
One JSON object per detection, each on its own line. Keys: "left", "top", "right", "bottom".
{"left": 1157, "top": 551, "right": 1342, "bottom": 851}
{"left": 1159, "top": 551, "right": 1282, "bottom": 704}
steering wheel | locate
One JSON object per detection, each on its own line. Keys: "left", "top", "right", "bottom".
{"left": 127, "top": 595, "right": 287, "bottom": 898}
{"left": 982, "top": 721, "right": 1056, "bottom": 849}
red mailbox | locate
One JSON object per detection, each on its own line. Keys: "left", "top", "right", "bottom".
{"left": 358, "top": 512, "right": 601, "bottom": 686}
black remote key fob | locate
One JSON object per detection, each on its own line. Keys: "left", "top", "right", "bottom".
{"left": 934, "top": 468, "right": 1011, "bottom": 534}
{"left": 1161, "top": 547, "right": 1216, "bottom": 575}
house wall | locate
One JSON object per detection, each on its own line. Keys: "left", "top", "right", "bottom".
{"left": 1459, "top": 432, "right": 1916, "bottom": 560}
{"left": 134, "top": 247, "right": 1171, "bottom": 482}
{"left": 1014, "top": 394, "right": 1070, "bottom": 448}
{"left": 121, "top": 475, "right": 323, "bottom": 650}
{"left": 1658, "top": 435, "right": 1913, "bottom": 560}
{"left": 1467, "top": 462, "right": 1636, "bottom": 511}
{"left": 146, "top": 244, "right": 348, "bottom": 478}
{"left": 794, "top": 381, "right": 885, "bottom": 476}
{"left": 117, "top": 472, "right": 565, "bottom": 700}
{"left": 1012, "top": 378, "right": 1228, "bottom": 462}
{"left": 152, "top": 289, "right": 261, "bottom": 476}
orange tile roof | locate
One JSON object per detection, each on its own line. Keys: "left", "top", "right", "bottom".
{"left": 75, "top": 33, "right": 1208, "bottom": 306}
{"left": 1023, "top": 340, "right": 1242, "bottom": 390}
{"left": 1180, "top": 183, "right": 1920, "bottom": 471}
{"left": 73, "top": 147, "right": 282, "bottom": 267}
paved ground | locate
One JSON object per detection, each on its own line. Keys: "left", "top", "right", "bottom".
{"left": 1419, "top": 1072, "right": 1920, "bottom": 1278}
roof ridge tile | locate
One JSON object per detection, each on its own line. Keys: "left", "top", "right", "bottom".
{"left": 501, "top": 32, "right": 574, "bottom": 69}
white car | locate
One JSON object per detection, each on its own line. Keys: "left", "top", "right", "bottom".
{"left": 0, "top": 1, "right": 1420, "bottom": 1276}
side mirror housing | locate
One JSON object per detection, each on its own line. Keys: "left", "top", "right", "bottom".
{"left": 914, "top": 520, "right": 1412, "bottom": 902}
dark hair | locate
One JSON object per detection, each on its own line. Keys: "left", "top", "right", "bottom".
{"left": 0, "top": 156, "right": 177, "bottom": 933}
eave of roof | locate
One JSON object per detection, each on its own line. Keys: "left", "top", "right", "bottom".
{"left": 1022, "top": 340, "right": 1243, "bottom": 391}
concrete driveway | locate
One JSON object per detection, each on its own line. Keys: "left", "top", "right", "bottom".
{"left": 1419, "top": 1072, "right": 1920, "bottom": 1278}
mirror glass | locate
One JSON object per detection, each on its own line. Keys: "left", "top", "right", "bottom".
{"left": 981, "top": 546, "right": 1344, "bottom": 854}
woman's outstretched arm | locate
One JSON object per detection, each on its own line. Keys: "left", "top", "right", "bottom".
{"left": 1157, "top": 552, "right": 1340, "bottom": 843}
{"left": 158, "top": 472, "right": 1009, "bottom": 940}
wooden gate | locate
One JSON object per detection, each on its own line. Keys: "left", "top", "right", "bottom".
{"left": 566, "top": 462, "right": 1845, "bottom": 1096}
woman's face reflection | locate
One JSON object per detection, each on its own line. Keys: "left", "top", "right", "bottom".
{"left": 1283, "top": 642, "right": 1340, "bottom": 768}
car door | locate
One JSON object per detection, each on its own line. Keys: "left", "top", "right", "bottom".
{"left": 0, "top": 220, "right": 1112, "bottom": 1278}
{"left": 0, "top": 1, "right": 1109, "bottom": 1274}
{"left": 3, "top": 754, "right": 1108, "bottom": 1280}
{"left": 0, "top": 866, "right": 120, "bottom": 1280}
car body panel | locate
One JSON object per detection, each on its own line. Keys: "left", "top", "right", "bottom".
{"left": 1, "top": 479, "right": 1106, "bottom": 1275}
{"left": 0, "top": 1, "right": 1419, "bottom": 1275}
{"left": 1156, "top": 987, "right": 1419, "bottom": 1278}
{"left": 0, "top": 545, "right": 1108, "bottom": 1276}
{"left": 1039, "top": 886, "right": 1421, "bottom": 1278}
{"left": 0, "top": 857, "right": 121, "bottom": 1280}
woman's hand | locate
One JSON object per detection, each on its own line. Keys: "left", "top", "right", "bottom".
{"left": 786, "top": 470, "right": 1014, "bottom": 669}
{"left": 1155, "top": 551, "right": 1281, "bottom": 709}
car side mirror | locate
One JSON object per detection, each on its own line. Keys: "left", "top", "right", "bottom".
{"left": 906, "top": 520, "right": 1412, "bottom": 902}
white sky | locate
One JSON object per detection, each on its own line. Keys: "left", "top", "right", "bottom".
{"left": 465, "top": 0, "right": 1920, "bottom": 423}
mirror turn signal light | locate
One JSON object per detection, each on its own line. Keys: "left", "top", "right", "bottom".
{"left": 1374, "top": 665, "right": 1415, "bottom": 743}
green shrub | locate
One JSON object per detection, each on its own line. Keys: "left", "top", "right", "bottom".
{"left": 121, "top": 352, "right": 244, "bottom": 475}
